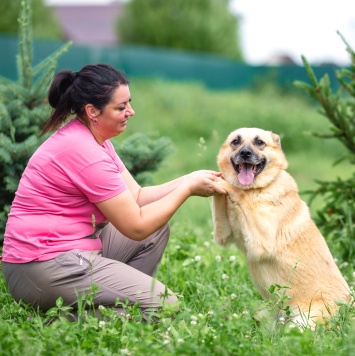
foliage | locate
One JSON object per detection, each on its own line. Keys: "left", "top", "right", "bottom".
{"left": 294, "top": 32, "right": 355, "bottom": 260}
{"left": 113, "top": 132, "right": 174, "bottom": 186}
{"left": 117, "top": 0, "right": 242, "bottom": 60}
{"left": 0, "top": 0, "right": 71, "bottom": 239}
{"left": 0, "top": 0, "right": 63, "bottom": 40}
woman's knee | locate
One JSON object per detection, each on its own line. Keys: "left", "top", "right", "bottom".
{"left": 166, "top": 291, "right": 179, "bottom": 312}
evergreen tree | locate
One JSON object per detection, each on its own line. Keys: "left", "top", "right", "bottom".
{"left": 117, "top": 0, "right": 242, "bottom": 60}
{"left": 295, "top": 32, "right": 355, "bottom": 260}
{"left": 0, "top": 0, "right": 71, "bottom": 239}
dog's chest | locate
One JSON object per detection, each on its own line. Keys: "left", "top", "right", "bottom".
{"left": 225, "top": 192, "right": 276, "bottom": 252}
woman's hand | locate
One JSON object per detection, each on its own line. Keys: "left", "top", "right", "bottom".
{"left": 183, "top": 170, "right": 226, "bottom": 197}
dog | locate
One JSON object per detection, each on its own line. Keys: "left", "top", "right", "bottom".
{"left": 212, "top": 127, "right": 351, "bottom": 328}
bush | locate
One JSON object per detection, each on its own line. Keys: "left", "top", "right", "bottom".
{"left": 113, "top": 132, "right": 174, "bottom": 186}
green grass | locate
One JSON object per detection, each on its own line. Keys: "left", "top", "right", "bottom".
{"left": 0, "top": 79, "right": 354, "bottom": 355}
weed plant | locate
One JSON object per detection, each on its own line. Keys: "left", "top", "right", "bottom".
{"left": 1, "top": 81, "right": 354, "bottom": 355}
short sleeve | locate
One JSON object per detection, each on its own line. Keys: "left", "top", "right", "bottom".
{"left": 75, "top": 159, "right": 127, "bottom": 203}
{"left": 105, "top": 139, "right": 127, "bottom": 173}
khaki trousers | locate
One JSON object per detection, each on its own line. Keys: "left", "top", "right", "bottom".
{"left": 2, "top": 223, "right": 177, "bottom": 316}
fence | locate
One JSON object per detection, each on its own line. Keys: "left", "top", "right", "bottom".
{"left": 0, "top": 34, "right": 341, "bottom": 91}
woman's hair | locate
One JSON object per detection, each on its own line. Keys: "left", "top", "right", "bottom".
{"left": 41, "top": 63, "right": 129, "bottom": 134}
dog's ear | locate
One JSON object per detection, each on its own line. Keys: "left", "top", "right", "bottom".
{"left": 271, "top": 132, "right": 281, "bottom": 147}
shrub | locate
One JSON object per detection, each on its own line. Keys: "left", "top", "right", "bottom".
{"left": 113, "top": 132, "right": 174, "bottom": 186}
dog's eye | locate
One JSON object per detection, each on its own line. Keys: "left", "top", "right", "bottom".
{"left": 254, "top": 139, "right": 265, "bottom": 146}
{"left": 231, "top": 136, "right": 241, "bottom": 146}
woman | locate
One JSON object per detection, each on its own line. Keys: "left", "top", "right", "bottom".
{"left": 1, "top": 64, "right": 225, "bottom": 318}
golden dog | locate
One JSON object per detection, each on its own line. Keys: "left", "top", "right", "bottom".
{"left": 212, "top": 127, "right": 351, "bottom": 327}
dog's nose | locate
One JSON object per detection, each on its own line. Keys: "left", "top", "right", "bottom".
{"left": 240, "top": 148, "right": 253, "bottom": 159}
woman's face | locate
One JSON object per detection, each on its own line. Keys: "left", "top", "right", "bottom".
{"left": 93, "top": 84, "right": 135, "bottom": 144}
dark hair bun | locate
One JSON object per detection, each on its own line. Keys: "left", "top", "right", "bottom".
{"left": 48, "top": 71, "right": 75, "bottom": 109}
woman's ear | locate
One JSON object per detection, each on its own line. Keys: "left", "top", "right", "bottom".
{"left": 84, "top": 104, "right": 99, "bottom": 119}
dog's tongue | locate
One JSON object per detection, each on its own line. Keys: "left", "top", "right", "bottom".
{"left": 238, "top": 164, "right": 254, "bottom": 186}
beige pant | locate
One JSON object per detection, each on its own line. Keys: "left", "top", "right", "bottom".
{"left": 2, "top": 223, "right": 177, "bottom": 316}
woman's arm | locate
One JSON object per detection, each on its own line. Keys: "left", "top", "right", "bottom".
{"left": 95, "top": 170, "right": 225, "bottom": 241}
{"left": 121, "top": 169, "right": 221, "bottom": 206}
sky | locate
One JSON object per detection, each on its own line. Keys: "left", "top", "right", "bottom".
{"left": 45, "top": 0, "right": 355, "bottom": 65}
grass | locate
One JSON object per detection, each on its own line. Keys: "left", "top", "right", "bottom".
{"left": 0, "top": 79, "right": 354, "bottom": 355}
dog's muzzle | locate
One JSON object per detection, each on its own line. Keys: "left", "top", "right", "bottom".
{"left": 231, "top": 148, "right": 266, "bottom": 186}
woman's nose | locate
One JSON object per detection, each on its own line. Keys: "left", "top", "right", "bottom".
{"left": 126, "top": 104, "right": 135, "bottom": 116}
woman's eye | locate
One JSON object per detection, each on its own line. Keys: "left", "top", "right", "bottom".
{"left": 118, "top": 106, "right": 126, "bottom": 111}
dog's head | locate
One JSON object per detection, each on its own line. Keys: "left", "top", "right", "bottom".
{"left": 217, "top": 128, "right": 288, "bottom": 189}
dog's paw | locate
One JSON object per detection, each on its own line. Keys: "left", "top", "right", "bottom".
{"left": 217, "top": 179, "right": 240, "bottom": 196}
{"left": 217, "top": 179, "right": 247, "bottom": 204}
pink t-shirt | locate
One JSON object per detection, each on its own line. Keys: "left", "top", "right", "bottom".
{"left": 2, "top": 118, "right": 127, "bottom": 263}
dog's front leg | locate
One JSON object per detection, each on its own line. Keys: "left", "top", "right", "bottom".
{"left": 212, "top": 194, "right": 233, "bottom": 246}
{"left": 221, "top": 181, "right": 278, "bottom": 261}
{"left": 232, "top": 194, "right": 278, "bottom": 260}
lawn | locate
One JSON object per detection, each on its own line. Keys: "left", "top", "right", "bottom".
{"left": 0, "top": 79, "right": 354, "bottom": 355}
